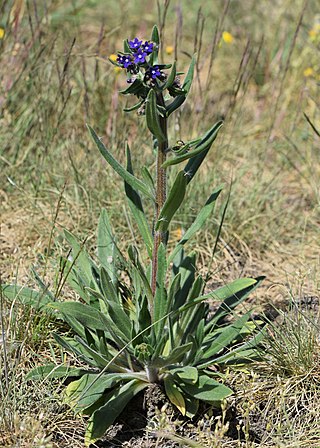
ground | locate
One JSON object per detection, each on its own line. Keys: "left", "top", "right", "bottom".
{"left": 1, "top": 0, "right": 320, "bottom": 447}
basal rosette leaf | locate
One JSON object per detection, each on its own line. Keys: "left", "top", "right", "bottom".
{"left": 84, "top": 380, "right": 148, "bottom": 447}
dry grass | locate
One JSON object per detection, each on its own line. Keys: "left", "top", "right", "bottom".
{"left": 1, "top": 0, "right": 320, "bottom": 446}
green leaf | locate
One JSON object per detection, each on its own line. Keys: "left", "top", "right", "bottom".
{"left": 189, "top": 278, "right": 258, "bottom": 305}
{"left": 48, "top": 301, "right": 106, "bottom": 331}
{"left": 151, "top": 342, "right": 192, "bottom": 368}
{"left": 123, "top": 39, "right": 130, "bottom": 53}
{"left": 162, "top": 121, "right": 223, "bottom": 168}
{"left": 206, "top": 276, "right": 265, "bottom": 326}
{"left": 149, "top": 25, "right": 159, "bottom": 65}
{"left": 184, "top": 395, "right": 199, "bottom": 418}
{"left": 84, "top": 380, "right": 148, "bottom": 446}
{"left": 212, "top": 328, "right": 266, "bottom": 365}
{"left": 145, "top": 89, "right": 166, "bottom": 143}
{"left": 74, "top": 336, "right": 110, "bottom": 368}
{"left": 182, "top": 54, "right": 196, "bottom": 93}
{"left": 53, "top": 334, "right": 98, "bottom": 368}
{"left": 127, "top": 246, "right": 153, "bottom": 304}
{"left": 119, "top": 78, "right": 144, "bottom": 95}
{"left": 162, "top": 61, "right": 177, "bottom": 91}
{"left": 99, "top": 266, "right": 119, "bottom": 305}
{"left": 97, "top": 209, "right": 117, "bottom": 284}
{"left": 123, "top": 100, "right": 144, "bottom": 113}
{"left": 183, "top": 121, "right": 223, "bottom": 184}
{"left": 64, "top": 230, "right": 96, "bottom": 286}
{"left": 166, "top": 55, "right": 196, "bottom": 116}
{"left": 26, "top": 364, "right": 89, "bottom": 381}
{"left": 153, "top": 243, "right": 167, "bottom": 338}
{"left": 125, "top": 144, "right": 153, "bottom": 257}
{"left": 155, "top": 171, "right": 188, "bottom": 232}
{"left": 1, "top": 285, "right": 52, "bottom": 311}
{"left": 164, "top": 376, "right": 186, "bottom": 415}
{"left": 168, "top": 186, "right": 223, "bottom": 263}
{"left": 176, "top": 278, "right": 262, "bottom": 319}
{"left": 87, "top": 125, "right": 154, "bottom": 200}
{"left": 65, "top": 372, "right": 147, "bottom": 413}
{"left": 180, "top": 374, "right": 232, "bottom": 403}
{"left": 201, "top": 312, "right": 252, "bottom": 362}
{"left": 169, "top": 366, "right": 198, "bottom": 384}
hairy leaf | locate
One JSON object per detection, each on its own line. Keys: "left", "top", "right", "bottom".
{"left": 88, "top": 125, "right": 154, "bottom": 200}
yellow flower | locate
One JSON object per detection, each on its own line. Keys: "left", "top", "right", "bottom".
{"left": 109, "top": 53, "right": 118, "bottom": 62}
{"left": 165, "top": 45, "right": 174, "bottom": 55}
{"left": 109, "top": 53, "right": 122, "bottom": 74}
{"left": 309, "top": 23, "right": 320, "bottom": 41}
{"left": 171, "top": 227, "right": 184, "bottom": 241}
{"left": 303, "top": 67, "right": 314, "bottom": 77}
{"left": 0, "top": 28, "right": 5, "bottom": 39}
{"left": 222, "top": 31, "right": 234, "bottom": 44}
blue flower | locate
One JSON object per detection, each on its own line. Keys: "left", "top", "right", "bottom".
{"left": 129, "top": 37, "right": 142, "bottom": 51}
{"left": 134, "top": 48, "right": 147, "bottom": 64}
{"left": 148, "top": 65, "right": 162, "bottom": 79}
{"left": 117, "top": 54, "right": 134, "bottom": 68}
{"left": 143, "top": 41, "right": 154, "bottom": 54}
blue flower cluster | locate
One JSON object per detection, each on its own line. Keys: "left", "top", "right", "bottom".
{"left": 116, "top": 37, "right": 166, "bottom": 84}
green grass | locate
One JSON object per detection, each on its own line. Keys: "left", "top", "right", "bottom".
{"left": 1, "top": 0, "right": 320, "bottom": 446}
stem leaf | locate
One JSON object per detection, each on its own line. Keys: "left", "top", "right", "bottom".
{"left": 125, "top": 144, "right": 153, "bottom": 257}
{"left": 155, "top": 171, "right": 188, "bottom": 232}
{"left": 145, "top": 89, "right": 166, "bottom": 143}
{"left": 163, "top": 121, "right": 223, "bottom": 168}
{"left": 87, "top": 125, "right": 154, "bottom": 200}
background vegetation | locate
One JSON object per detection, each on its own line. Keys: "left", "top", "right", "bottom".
{"left": 1, "top": 0, "right": 319, "bottom": 446}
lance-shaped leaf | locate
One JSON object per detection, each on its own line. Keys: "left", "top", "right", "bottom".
{"left": 183, "top": 121, "right": 223, "bottom": 184}
{"left": 149, "top": 25, "right": 160, "bottom": 65}
{"left": 123, "top": 39, "right": 131, "bottom": 53}
{"left": 48, "top": 301, "right": 107, "bottom": 331}
{"left": 97, "top": 209, "right": 117, "bottom": 284}
{"left": 125, "top": 144, "right": 153, "bottom": 257}
{"left": 53, "top": 333, "right": 98, "bottom": 368}
{"left": 65, "top": 372, "right": 147, "bottom": 413}
{"left": 155, "top": 171, "right": 188, "bottom": 232}
{"left": 1, "top": 285, "right": 52, "bottom": 311}
{"left": 178, "top": 277, "right": 260, "bottom": 314}
{"left": 127, "top": 246, "right": 153, "bottom": 304}
{"left": 120, "top": 79, "right": 146, "bottom": 96}
{"left": 200, "top": 312, "right": 252, "bottom": 362}
{"left": 180, "top": 374, "right": 232, "bottom": 402}
{"left": 169, "top": 366, "right": 198, "bottom": 384}
{"left": 152, "top": 243, "right": 167, "bottom": 339}
{"left": 123, "top": 99, "right": 145, "bottom": 113}
{"left": 204, "top": 276, "right": 265, "bottom": 328}
{"left": 64, "top": 230, "right": 98, "bottom": 288}
{"left": 145, "top": 89, "right": 166, "bottom": 143}
{"left": 168, "top": 186, "right": 223, "bottom": 263}
{"left": 88, "top": 125, "right": 154, "bottom": 200}
{"left": 162, "top": 121, "right": 223, "bottom": 168}
{"left": 162, "top": 61, "right": 177, "bottom": 91}
{"left": 26, "top": 364, "right": 90, "bottom": 381}
{"left": 164, "top": 376, "right": 186, "bottom": 415}
{"left": 84, "top": 380, "right": 148, "bottom": 446}
{"left": 151, "top": 342, "right": 192, "bottom": 368}
{"left": 212, "top": 328, "right": 266, "bottom": 365}
{"left": 166, "top": 55, "right": 196, "bottom": 116}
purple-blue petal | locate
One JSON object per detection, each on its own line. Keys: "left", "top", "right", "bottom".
{"left": 143, "top": 41, "right": 154, "bottom": 54}
{"left": 129, "top": 37, "right": 142, "bottom": 50}
{"left": 134, "top": 49, "right": 147, "bottom": 64}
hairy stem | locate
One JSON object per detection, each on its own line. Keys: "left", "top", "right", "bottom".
{"left": 150, "top": 92, "right": 168, "bottom": 314}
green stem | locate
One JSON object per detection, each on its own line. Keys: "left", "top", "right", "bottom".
{"left": 150, "top": 92, "right": 168, "bottom": 313}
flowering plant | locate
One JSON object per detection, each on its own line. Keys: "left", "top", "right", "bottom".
{"left": 3, "top": 26, "right": 264, "bottom": 446}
